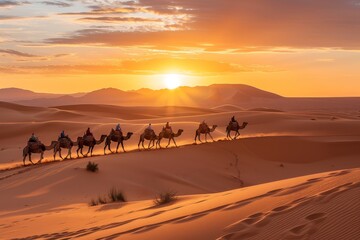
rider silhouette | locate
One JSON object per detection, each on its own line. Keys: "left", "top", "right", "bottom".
{"left": 230, "top": 116, "right": 239, "bottom": 127}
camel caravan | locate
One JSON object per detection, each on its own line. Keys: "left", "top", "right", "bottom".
{"left": 22, "top": 117, "right": 248, "bottom": 165}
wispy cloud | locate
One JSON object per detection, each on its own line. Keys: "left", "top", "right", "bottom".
{"left": 40, "top": 1, "right": 72, "bottom": 7}
{"left": 0, "top": 0, "right": 29, "bottom": 8}
{"left": 0, "top": 49, "right": 37, "bottom": 57}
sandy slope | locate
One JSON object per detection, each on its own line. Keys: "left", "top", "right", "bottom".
{"left": 1, "top": 102, "right": 360, "bottom": 169}
{"left": 0, "top": 102, "right": 359, "bottom": 239}
{"left": 1, "top": 168, "right": 359, "bottom": 240}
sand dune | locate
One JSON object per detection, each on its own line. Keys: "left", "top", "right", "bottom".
{"left": 0, "top": 165, "right": 358, "bottom": 239}
{"left": 0, "top": 100, "right": 359, "bottom": 239}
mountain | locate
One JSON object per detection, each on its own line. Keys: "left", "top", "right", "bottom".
{"left": 0, "top": 88, "right": 65, "bottom": 102}
{"left": 9, "top": 84, "right": 281, "bottom": 107}
{"left": 2, "top": 84, "right": 360, "bottom": 111}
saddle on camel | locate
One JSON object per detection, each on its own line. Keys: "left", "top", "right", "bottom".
{"left": 163, "top": 122, "right": 173, "bottom": 134}
{"left": 28, "top": 133, "right": 45, "bottom": 151}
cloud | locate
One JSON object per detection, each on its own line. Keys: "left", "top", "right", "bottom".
{"left": 0, "top": 0, "right": 29, "bottom": 8}
{"left": 40, "top": 1, "right": 72, "bottom": 7}
{"left": 47, "top": 0, "right": 360, "bottom": 50}
{"left": 0, "top": 49, "right": 37, "bottom": 57}
{"left": 0, "top": 58, "right": 280, "bottom": 75}
{"left": 78, "top": 17, "right": 161, "bottom": 23}
{"left": 0, "top": 15, "right": 47, "bottom": 21}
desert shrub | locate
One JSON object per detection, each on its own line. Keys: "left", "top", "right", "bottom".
{"left": 86, "top": 161, "right": 98, "bottom": 172}
{"left": 154, "top": 191, "right": 177, "bottom": 206}
{"left": 108, "top": 187, "right": 126, "bottom": 202}
{"left": 97, "top": 196, "right": 107, "bottom": 204}
{"left": 89, "top": 198, "right": 99, "bottom": 206}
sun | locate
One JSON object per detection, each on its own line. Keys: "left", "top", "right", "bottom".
{"left": 163, "top": 74, "right": 182, "bottom": 89}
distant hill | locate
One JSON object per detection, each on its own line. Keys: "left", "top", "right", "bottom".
{"left": 0, "top": 88, "right": 65, "bottom": 102}
{"left": 9, "top": 84, "right": 282, "bottom": 107}
{"left": 1, "top": 84, "right": 360, "bottom": 111}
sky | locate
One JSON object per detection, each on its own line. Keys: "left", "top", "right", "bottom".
{"left": 0, "top": 0, "right": 360, "bottom": 96}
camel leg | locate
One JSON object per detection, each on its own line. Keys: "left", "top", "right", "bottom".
{"left": 150, "top": 139, "right": 156, "bottom": 149}
{"left": 103, "top": 143, "right": 107, "bottom": 155}
{"left": 209, "top": 133, "right": 215, "bottom": 142}
{"left": 205, "top": 133, "right": 208, "bottom": 142}
{"left": 116, "top": 142, "right": 121, "bottom": 153}
{"left": 157, "top": 139, "right": 162, "bottom": 149}
{"left": 148, "top": 140, "right": 152, "bottom": 149}
{"left": 59, "top": 149, "right": 64, "bottom": 160}
{"left": 90, "top": 146, "right": 94, "bottom": 156}
{"left": 85, "top": 146, "right": 91, "bottom": 157}
{"left": 166, "top": 138, "right": 171, "bottom": 148}
{"left": 38, "top": 152, "right": 44, "bottom": 164}
{"left": 120, "top": 141, "right": 126, "bottom": 152}
{"left": 172, "top": 137, "right": 177, "bottom": 147}
{"left": 29, "top": 153, "right": 34, "bottom": 165}
{"left": 107, "top": 141, "right": 113, "bottom": 154}
{"left": 23, "top": 154, "right": 27, "bottom": 166}
{"left": 66, "top": 147, "right": 71, "bottom": 159}
{"left": 81, "top": 146, "right": 86, "bottom": 157}
{"left": 198, "top": 133, "right": 203, "bottom": 143}
{"left": 142, "top": 140, "right": 145, "bottom": 149}
{"left": 77, "top": 147, "right": 81, "bottom": 157}
{"left": 194, "top": 132, "right": 198, "bottom": 143}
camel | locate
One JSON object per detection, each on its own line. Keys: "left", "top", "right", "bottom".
{"left": 53, "top": 137, "right": 78, "bottom": 160}
{"left": 138, "top": 129, "right": 158, "bottom": 149}
{"left": 23, "top": 141, "right": 57, "bottom": 165}
{"left": 76, "top": 134, "right": 107, "bottom": 157}
{"left": 226, "top": 122, "right": 248, "bottom": 139}
{"left": 195, "top": 124, "right": 217, "bottom": 143}
{"left": 104, "top": 130, "right": 133, "bottom": 154}
{"left": 156, "top": 128, "right": 184, "bottom": 148}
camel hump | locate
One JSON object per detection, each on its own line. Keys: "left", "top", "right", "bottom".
{"left": 83, "top": 135, "right": 94, "bottom": 142}
{"left": 231, "top": 121, "right": 239, "bottom": 128}
{"left": 145, "top": 128, "right": 155, "bottom": 135}
{"left": 199, "top": 123, "right": 209, "bottom": 131}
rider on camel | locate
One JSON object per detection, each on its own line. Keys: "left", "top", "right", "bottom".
{"left": 230, "top": 116, "right": 239, "bottom": 127}
{"left": 85, "top": 127, "right": 93, "bottom": 137}
{"left": 115, "top": 123, "right": 121, "bottom": 132}
{"left": 58, "top": 130, "right": 69, "bottom": 140}
{"left": 28, "top": 133, "right": 39, "bottom": 143}
{"left": 164, "top": 122, "right": 173, "bottom": 134}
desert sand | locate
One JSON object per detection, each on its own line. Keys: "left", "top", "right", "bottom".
{"left": 0, "top": 95, "right": 359, "bottom": 239}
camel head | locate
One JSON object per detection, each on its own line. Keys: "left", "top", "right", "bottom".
{"left": 240, "top": 122, "right": 249, "bottom": 129}
{"left": 96, "top": 134, "right": 107, "bottom": 144}
{"left": 174, "top": 129, "right": 184, "bottom": 137}
{"left": 211, "top": 125, "right": 218, "bottom": 131}
{"left": 125, "top": 132, "right": 133, "bottom": 140}
{"left": 46, "top": 141, "right": 58, "bottom": 150}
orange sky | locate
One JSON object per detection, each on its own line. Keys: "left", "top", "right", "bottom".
{"left": 0, "top": 0, "right": 360, "bottom": 96}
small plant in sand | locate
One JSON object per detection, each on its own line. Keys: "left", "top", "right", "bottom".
{"left": 86, "top": 161, "right": 98, "bottom": 172}
{"left": 89, "top": 188, "right": 126, "bottom": 206}
{"left": 154, "top": 191, "right": 177, "bottom": 206}
{"left": 108, "top": 187, "right": 126, "bottom": 202}
{"left": 89, "top": 196, "right": 107, "bottom": 206}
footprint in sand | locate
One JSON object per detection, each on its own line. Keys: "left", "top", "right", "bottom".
{"left": 316, "top": 182, "right": 358, "bottom": 203}
{"left": 284, "top": 212, "right": 327, "bottom": 239}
